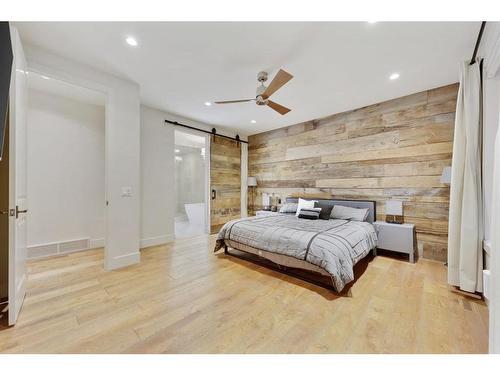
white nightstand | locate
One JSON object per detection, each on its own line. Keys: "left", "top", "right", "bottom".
{"left": 255, "top": 210, "right": 281, "bottom": 217}
{"left": 373, "top": 221, "right": 416, "bottom": 263}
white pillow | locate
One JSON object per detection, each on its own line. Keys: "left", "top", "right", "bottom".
{"left": 295, "top": 198, "right": 317, "bottom": 217}
{"left": 279, "top": 202, "right": 298, "bottom": 214}
{"left": 330, "top": 205, "right": 369, "bottom": 221}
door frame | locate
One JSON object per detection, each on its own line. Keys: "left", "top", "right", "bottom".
{"left": 173, "top": 127, "right": 211, "bottom": 236}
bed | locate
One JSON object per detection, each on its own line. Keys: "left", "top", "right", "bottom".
{"left": 214, "top": 198, "right": 378, "bottom": 292}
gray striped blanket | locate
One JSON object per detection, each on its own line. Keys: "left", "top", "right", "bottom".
{"left": 214, "top": 214, "right": 378, "bottom": 291}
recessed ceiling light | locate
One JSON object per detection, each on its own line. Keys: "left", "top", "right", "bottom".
{"left": 41, "top": 75, "right": 50, "bottom": 80}
{"left": 204, "top": 102, "right": 212, "bottom": 106}
{"left": 251, "top": 120, "right": 256, "bottom": 124}
{"left": 389, "top": 73, "right": 400, "bottom": 80}
{"left": 367, "top": 21, "right": 378, "bottom": 24}
{"left": 125, "top": 36, "right": 138, "bottom": 47}
{"left": 175, "top": 149, "right": 180, "bottom": 153}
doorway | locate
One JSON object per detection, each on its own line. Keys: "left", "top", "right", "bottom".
{"left": 174, "top": 129, "right": 210, "bottom": 238}
{"left": 25, "top": 72, "right": 106, "bottom": 260}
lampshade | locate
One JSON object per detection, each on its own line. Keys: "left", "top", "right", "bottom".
{"left": 386, "top": 199, "right": 403, "bottom": 216}
{"left": 247, "top": 176, "right": 257, "bottom": 187}
{"left": 440, "top": 166, "right": 452, "bottom": 184}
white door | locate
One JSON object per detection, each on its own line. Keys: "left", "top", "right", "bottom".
{"left": 8, "top": 26, "right": 28, "bottom": 326}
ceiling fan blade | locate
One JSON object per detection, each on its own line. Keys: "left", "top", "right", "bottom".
{"left": 214, "top": 99, "right": 255, "bottom": 104}
{"left": 266, "top": 100, "right": 291, "bottom": 115}
{"left": 262, "top": 69, "right": 293, "bottom": 99}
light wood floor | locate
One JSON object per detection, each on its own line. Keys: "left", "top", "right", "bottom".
{"left": 0, "top": 234, "right": 488, "bottom": 353}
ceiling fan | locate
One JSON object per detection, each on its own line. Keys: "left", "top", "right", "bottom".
{"left": 214, "top": 69, "right": 293, "bottom": 115}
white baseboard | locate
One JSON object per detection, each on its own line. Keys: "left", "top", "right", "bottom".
{"left": 483, "top": 269, "right": 491, "bottom": 307}
{"left": 28, "top": 233, "right": 173, "bottom": 264}
{"left": 89, "top": 238, "right": 105, "bottom": 249}
{"left": 105, "top": 251, "right": 140, "bottom": 271}
{"left": 140, "top": 234, "right": 174, "bottom": 249}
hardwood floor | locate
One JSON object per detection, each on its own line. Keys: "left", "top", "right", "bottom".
{"left": 0, "top": 234, "right": 488, "bottom": 353}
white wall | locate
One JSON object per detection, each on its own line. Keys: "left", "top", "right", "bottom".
{"left": 23, "top": 46, "right": 250, "bottom": 267}
{"left": 477, "top": 22, "right": 500, "bottom": 354}
{"left": 25, "top": 45, "right": 142, "bottom": 270}
{"left": 104, "top": 83, "right": 141, "bottom": 270}
{"left": 27, "top": 89, "right": 105, "bottom": 250}
{"left": 22, "top": 46, "right": 249, "bottom": 264}
{"left": 140, "top": 105, "right": 248, "bottom": 245}
{"left": 140, "top": 105, "right": 175, "bottom": 247}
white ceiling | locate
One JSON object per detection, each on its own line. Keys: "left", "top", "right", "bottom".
{"left": 27, "top": 71, "right": 106, "bottom": 106}
{"left": 15, "top": 22, "right": 479, "bottom": 135}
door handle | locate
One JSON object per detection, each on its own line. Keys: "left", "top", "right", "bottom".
{"left": 16, "top": 205, "right": 28, "bottom": 219}
{"left": 211, "top": 189, "right": 216, "bottom": 200}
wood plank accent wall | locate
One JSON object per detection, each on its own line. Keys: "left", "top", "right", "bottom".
{"left": 210, "top": 136, "right": 241, "bottom": 234}
{"left": 248, "top": 84, "right": 458, "bottom": 261}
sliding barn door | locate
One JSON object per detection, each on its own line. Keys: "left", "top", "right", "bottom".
{"left": 210, "top": 136, "right": 241, "bottom": 234}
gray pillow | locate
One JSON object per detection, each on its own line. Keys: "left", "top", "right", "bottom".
{"left": 330, "top": 205, "right": 369, "bottom": 221}
{"left": 314, "top": 201, "right": 333, "bottom": 220}
{"left": 298, "top": 207, "right": 321, "bottom": 220}
{"left": 279, "top": 202, "right": 298, "bottom": 214}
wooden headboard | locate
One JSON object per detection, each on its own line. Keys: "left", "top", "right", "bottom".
{"left": 285, "top": 197, "right": 377, "bottom": 223}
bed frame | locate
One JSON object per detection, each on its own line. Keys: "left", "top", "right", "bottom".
{"left": 223, "top": 197, "right": 377, "bottom": 293}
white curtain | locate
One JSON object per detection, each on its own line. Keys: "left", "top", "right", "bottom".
{"left": 448, "top": 60, "right": 483, "bottom": 293}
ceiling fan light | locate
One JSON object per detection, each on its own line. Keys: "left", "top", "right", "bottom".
{"left": 213, "top": 68, "right": 293, "bottom": 115}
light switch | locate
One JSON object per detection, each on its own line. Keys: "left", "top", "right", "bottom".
{"left": 121, "top": 187, "right": 132, "bottom": 197}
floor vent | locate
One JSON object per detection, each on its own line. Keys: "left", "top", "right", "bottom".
{"left": 28, "top": 243, "right": 59, "bottom": 259}
{"left": 28, "top": 238, "right": 90, "bottom": 259}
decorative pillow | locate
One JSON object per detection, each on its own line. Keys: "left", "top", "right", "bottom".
{"left": 295, "top": 198, "right": 317, "bottom": 217}
{"left": 330, "top": 205, "right": 369, "bottom": 221}
{"left": 314, "top": 201, "right": 334, "bottom": 220}
{"left": 298, "top": 207, "right": 321, "bottom": 220}
{"left": 279, "top": 202, "right": 298, "bottom": 214}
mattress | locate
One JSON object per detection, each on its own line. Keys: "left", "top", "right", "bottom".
{"left": 214, "top": 214, "right": 378, "bottom": 291}
{"left": 224, "top": 238, "right": 331, "bottom": 276}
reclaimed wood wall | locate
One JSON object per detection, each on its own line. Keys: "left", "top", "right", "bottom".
{"left": 248, "top": 84, "right": 458, "bottom": 261}
{"left": 210, "top": 136, "right": 241, "bottom": 234}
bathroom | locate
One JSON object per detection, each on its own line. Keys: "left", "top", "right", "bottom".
{"left": 174, "top": 129, "right": 209, "bottom": 238}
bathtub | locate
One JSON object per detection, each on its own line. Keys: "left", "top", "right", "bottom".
{"left": 184, "top": 203, "right": 206, "bottom": 227}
